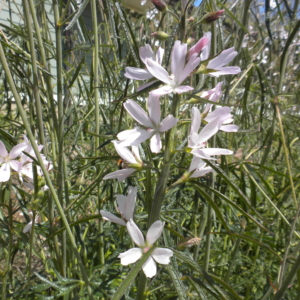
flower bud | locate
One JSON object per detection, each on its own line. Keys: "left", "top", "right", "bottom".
{"left": 186, "top": 37, "right": 194, "bottom": 46}
{"left": 150, "top": 0, "right": 167, "bottom": 12}
{"left": 151, "top": 31, "right": 172, "bottom": 41}
{"left": 199, "top": 10, "right": 224, "bottom": 24}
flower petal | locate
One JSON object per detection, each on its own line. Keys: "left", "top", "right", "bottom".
{"left": 190, "top": 167, "right": 213, "bottom": 178}
{"left": 150, "top": 133, "right": 162, "bottom": 153}
{"left": 152, "top": 248, "right": 173, "bottom": 264}
{"left": 117, "top": 186, "right": 137, "bottom": 221}
{"left": 188, "top": 107, "right": 201, "bottom": 147}
{"left": 118, "top": 248, "right": 143, "bottom": 265}
{"left": 23, "top": 221, "right": 33, "bottom": 233}
{"left": 146, "top": 220, "right": 164, "bottom": 246}
{"left": 9, "top": 160, "right": 22, "bottom": 172}
{"left": 140, "top": 44, "right": 155, "bottom": 64}
{"left": 145, "top": 59, "right": 173, "bottom": 85}
{"left": 117, "top": 128, "right": 153, "bottom": 147}
{"left": 208, "top": 66, "right": 241, "bottom": 77}
{"left": 103, "top": 168, "right": 136, "bottom": 182}
{"left": 132, "top": 146, "right": 142, "bottom": 162}
{"left": 174, "top": 85, "right": 194, "bottom": 94}
{"left": 124, "top": 100, "right": 153, "bottom": 128}
{"left": 137, "top": 80, "right": 159, "bottom": 92}
{"left": 200, "top": 32, "right": 211, "bottom": 61}
{"left": 177, "top": 54, "right": 201, "bottom": 85}
{"left": 112, "top": 141, "right": 137, "bottom": 164}
{"left": 160, "top": 115, "right": 178, "bottom": 132}
{"left": 0, "top": 141, "right": 8, "bottom": 158}
{"left": 171, "top": 41, "right": 187, "bottom": 81}
{"left": 148, "top": 95, "right": 161, "bottom": 126}
{"left": 220, "top": 124, "right": 239, "bottom": 132}
{"left": 100, "top": 210, "right": 126, "bottom": 226}
{"left": 0, "top": 163, "right": 10, "bottom": 182}
{"left": 127, "top": 219, "right": 145, "bottom": 247}
{"left": 9, "top": 143, "right": 27, "bottom": 159}
{"left": 155, "top": 47, "right": 164, "bottom": 65}
{"left": 188, "top": 36, "right": 209, "bottom": 59}
{"left": 195, "top": 117, "right": 223, "bottom": 145}
{"left": 189, "top": 156, "right": 205, "bottom": 173}
{"left": 142, "top": 256, "right": 157, "bottom": 278}
{"left": 150, "top": 85, "right": 173, "bottom": 96}
{"left": 124, "top": 67, "right": 153, "bottom": 80}
{"left": 207, "top": 47, "right": 238, "bottom": 69}
{"left": 204, "top": 107, "right": 232, "bottom": 123}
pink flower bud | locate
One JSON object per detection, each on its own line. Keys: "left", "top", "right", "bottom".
{"left": 200, "top": 10, "right": 225, "bottom": 24}
{"left": 150, "top": 0, "right": 167, "bottom": 12}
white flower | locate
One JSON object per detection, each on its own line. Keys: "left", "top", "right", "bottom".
{"left": 206, "top": 47, "right": 241, "bottom": 77}
{"left": 0, "top": 141, "right": 26, "bottom": 182}
{"left": 201, "top": 82, "right": 223, "bottom": 114}
{"left": 205, "top": 107, "right": 239, "bottom": 133}
{"left": 117, "top": 96, "right": 178, "bottom": 153}
{"left": 103, "top": 141, "right": 143, "bottom": 182}
{"left": 100, "top": 186, "right": 137, "bottom": 226}
{"left": 188, "top": 156, "right": 213, "bottom": 178}
{"left": 188, "top": 107, "right": 233, "bottom": 159}
{"left": 125, "top": 44, "right": 164, "bottom": 81}
{"left": 118, "top": 219, "right": 173, "bottom": 278}
{"left": 144, "top": 41, "right": 201, "bottom": 96}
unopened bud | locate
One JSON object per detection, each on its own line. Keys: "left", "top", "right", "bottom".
{"left": 151, "top": 31, "right": 172, "bottom": 41}
{"left": 199, "top": 10, "right": 224, "bottom": 24}
{"left": 187, "top": 17, "right": 195, "bottom": 23}
{"left": 150, "top": 0, "right": 167, "bottom": 12}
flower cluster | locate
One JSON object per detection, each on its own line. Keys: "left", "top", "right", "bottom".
{"left": 0, "top": 136, "right": 53, "bottom": 188}
{"left": 103, "top": 31, "right": 240, "bottom": 278}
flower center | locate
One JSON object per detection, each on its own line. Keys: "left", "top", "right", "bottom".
{"left": 196, "top": 142, "right": 207, "bottom": 149}
{"left": 143, "top": 246, "right": 150, "bottom": 253}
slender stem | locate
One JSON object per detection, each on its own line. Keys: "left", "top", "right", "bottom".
{"left": 273, "top": 252, "right": 300, "bottom": 300}
{"left": 148, "top": 94, "right": 180, "bottom": 225}
{"left": 22, "top": 0, "right": 45, "bottom": 147}
{"left": 53, "top": 0, "right": 66, "bottom": 277}
{"left": 204, "top": 3, "right": 217, "bottom": 271}
{"left": 0, "top": 36, "right": 95, "bottom": 300}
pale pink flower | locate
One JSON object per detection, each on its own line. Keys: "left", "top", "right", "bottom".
{"left": 125, "top": 44, "right": 164, "bottom": 81}
{"left": 103, "top": 141, "right": 143, "bottom": 182}
{"left": 145, "top": 41, "right": 201, "bottom": 96}
{"left": 118, "top": 219, "right": 173, "bottom": 278}
{"left": 205, "top": 107, "right": 239, "bottom": 133}
{"left": 207, "top": 47, "right": 241, "bottom": 77}
{"left": 117, "top": 96, "right": 178, "bottom": 153}
{"left": 0, "top": 141, "right": 26, "bottom": 182}
{"left": 201, "top": 82, "right": 223, "bottom": 114}
{"left": 188, "top": 156, "right": 213, "bottom": 178}
{"left": 188, "top": 107, "right": 233, "bottom": 159}
{"left": 100, "top": 187, "right": 137, "bottom": 226}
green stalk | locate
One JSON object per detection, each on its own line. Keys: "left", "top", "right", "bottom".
{"left": 2, "top": 180, "right": 12, "bottom": 300}
{"left": 273, "top": 252, "right": 300, "bottom": 300}
{"left": 276, "top": 104, "right": 300, "bottom": 288}
{"left": 91, "top": 0, "right": 105, "bottom": 266}
{"left": 28, "top": 0, "right": 58, "bottom": 131}
{"left": 204, "top": 3, "right": 217, "bottom": 271}
{"left": 53, "top": 0, "right": 66, "bottom": 277}
{"left": 22, "top": 0, "right": 45, "bottom": 146}
{"left": 148, "top": 94, "right": 180, "bottom": 225}
{"left": 0, "top": 36, "right": 95, "bottom": 300}
{"left": 25, "top": 210, "right": 36, "bottom": 300}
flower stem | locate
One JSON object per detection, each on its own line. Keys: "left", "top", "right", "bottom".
{"left": 148, "top": 94, "right": 180, "bottom": 226}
